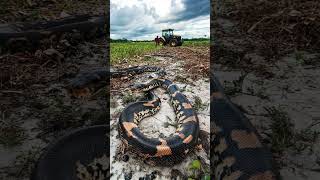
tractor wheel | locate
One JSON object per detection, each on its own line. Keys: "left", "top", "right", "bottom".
{"left": 169, "top": 39, "right": 178, "bottom": 47}
{"left": 159, "top": 38, "right": 165, "bottom": 46}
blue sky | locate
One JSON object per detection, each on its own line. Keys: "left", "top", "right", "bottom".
{"left": 111, "top": 0, "right": 210, "bottom": 40}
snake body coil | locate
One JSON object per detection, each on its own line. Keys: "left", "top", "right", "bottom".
{"left": 118, "top": 79, "right": 200, "bottom": 166}
{"left": 211, "top": 75, "right": 276, "bottom": 180}
{"left": 68, "top": 66, "right": 163, "bottom": 97}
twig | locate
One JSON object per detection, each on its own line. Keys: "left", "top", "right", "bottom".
{"left": 247, "top": 17, "right": 269, "bottom": 33}
{"left": 0, "top": 90, "right": 23, "bottom": 94}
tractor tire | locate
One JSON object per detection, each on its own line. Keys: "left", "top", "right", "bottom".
{"left": 159, "top": 39, "right": 165, "bottom": 46}
{"left": 169, "top": 39, "right": 178, "bottom": 47}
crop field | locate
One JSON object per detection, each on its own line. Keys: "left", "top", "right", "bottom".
{"left": 111, "top": 41, "right": 161, "bottom": 64}
{"left": 111, "top": 39, "right": 209, "bottom": 64}
{"left": 183, "top": 39, "right": 209, "bottom": 47}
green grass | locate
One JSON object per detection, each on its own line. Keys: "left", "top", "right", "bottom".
{"left": 183, "top": 40, "right": 210, "bottom": 47}
{"left": 265, "top": 106, "right": 294, "bottom": 153}
{"left": 265, "top": 106, "right": 320, "bottom": 154}
{"left": 111, "top": 40, "right": 209, "bottom": 64}
{"left": 111, "top": 42, "right": 161, "bottom": 64}
{"left": 192, "top": 96, "right": 209, "bottom": 112}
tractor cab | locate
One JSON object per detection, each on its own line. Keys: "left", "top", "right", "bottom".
{"left": 162, "top": 29, "right": 174, "bottom": 41}
{"left": 160, "top": 29, "right": 183, "bottom": 47}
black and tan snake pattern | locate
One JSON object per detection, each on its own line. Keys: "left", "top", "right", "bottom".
{"left": 69, "top": 68, "right": 277, "bottom": 178}
{"left": 211, "top": 75, "right": 276, "bottom": 180}
{"left": 68, "top": 66, "right": 163, "bottom": 97}
{"left": 118, "top": 78, "right": 200, "bottom": 166}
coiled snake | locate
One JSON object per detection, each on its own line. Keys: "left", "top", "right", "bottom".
{"left": 69, "top": 67, "right": 277, "bottom": 178}
{"left": 118, "top": 78, "right": 200, "bottom": 166}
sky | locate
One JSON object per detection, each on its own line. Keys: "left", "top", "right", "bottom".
{"left": 110, "top": 0, "right": 210, "bottom": 40}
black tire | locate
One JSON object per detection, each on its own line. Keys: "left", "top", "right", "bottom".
{"left": 31, "top": 125, "right": 109, "bottom": 180}
{"left": 159, "top": 38, "right": 165, "bottom": 46}
{"left": 169, "top": 39, "right": 178, "bottom": 47}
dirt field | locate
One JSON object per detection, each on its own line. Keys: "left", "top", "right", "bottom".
{"left": 0, "top": 37, "right": 109, "bottom": 179}
{"left": 110, "top": 45, "right": 210, "bottom": 179}
{"left": 0, "top": 0, "right": 105, "bottom": 23}
{"left": 0, "top": 0, "right": 109, "bottom": 178}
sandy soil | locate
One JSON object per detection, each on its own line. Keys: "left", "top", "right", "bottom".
{"left": 213, "top": 14, "right": 320, "bottom": 179}
{"left": 0, "top": 38, "right": 108, "bottom": 179}
{"left": 110, "top": 46, "right": 210, "bottom": 180}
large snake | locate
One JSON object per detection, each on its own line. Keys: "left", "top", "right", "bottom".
{"left": 0, "top": 14, "right": 106, "bottom": 52}
{"left": 211, "top": 75, "right": 277, "bottom": 180}
{"left": 118, "top": 78, "right": 200, "bottom": 166}
{"left": 68, "top": 66, "right": 163, "bottom": 97}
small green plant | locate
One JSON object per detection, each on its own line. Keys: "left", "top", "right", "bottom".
{"left": 164, "top": 116, "right": 179, "bottom": 128}
{"left": 187, "top": 159, "right": 202, "bottom": 179}
{"left": 122, "top": 91, "right": 139, "bottom": 105}
{"left": 265, "top": 106, "right": 294, "bottom": 153}
{"left": 295, "top": 51, "right": 305, "bottom": 65}
{"left": 192, "top": 96, "right": 208, "bottom": 112}
{"left": 296, "top": 129, "right": 320, "bottom": 142}
{"left": 0, "top": 112, "right": 27, "bottom": 147}
{"left": 110, "top": 97, "right": 119, "bottom": 108}
{"left": 143, "top": 56, "right": 158, "bottom": 62}
{"left": 184, "top": 40, "right": 209, "bottom": 47}
{"left": 191, "top": 160, "right": 201, "bottom": 169}
{"left": 111, "top": 42, "right": 162, "bottom": 64}
{"left": 265, "top": 106, "right": 320, "bottom": 154}
{"left": 294, "top": 128, "right": 320, "bottom": 153}
{"left": 187, "top": 157, "right": 210, "bottom": 179}
{"left": 201, "top": 175, "right": 211, "bottom": 180}
{"left": 180, "top": 85, "right": 188, "bottom": 93}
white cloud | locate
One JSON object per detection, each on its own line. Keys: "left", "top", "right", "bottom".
{"left": 111, "top": 0, "right": 210, "bottom": 40}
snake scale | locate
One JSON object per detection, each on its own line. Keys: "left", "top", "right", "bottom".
{"left": 211, "top": 75, "right": 276, "bottom": 180}
{"left": 118, "top": 78, "right": 200, "bottom": 166}
{"left": 68, "top": 66, "right": 163, "bottom": 98}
